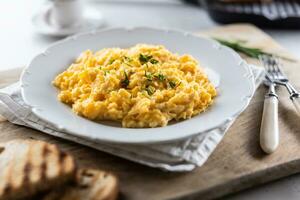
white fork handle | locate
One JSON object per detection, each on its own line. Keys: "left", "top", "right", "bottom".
{"left": 260, "top": 96, "right": 279, "bottom": 154}
{"left": 292, "top": 97, "right": 300, "bottom": 116}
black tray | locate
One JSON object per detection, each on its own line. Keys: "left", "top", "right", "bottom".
{"left": 187, "top": 0, "right": 300, "bottom": 29}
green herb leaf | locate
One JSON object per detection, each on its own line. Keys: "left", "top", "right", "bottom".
{"left": 124, "top": 56, "right": 133, "bottom": 62}
{"left": 145, "top": 85, "right": 155, "bottom": 95}
{"left": 104, "top": 70, "right": 110, "bottom": 76}
{"left": 154, "top": 73, "right": 166, "bottom": 81}
{"left": 150, "top": 59, "right": 159, "bottom": 64}
{"left": 109, "top": 59, "right": 115, "bottom": 65}
{"left": 121, "top": 71, "right": 130, "bottom": 88}
{"left": 144, "top": 71, "right": 153, "bottom": 81}
{"left": 169, "top": 81, "right": 177, "bottom": 89}
{"left": 122, "top": 56, "right": 134, "bottom": 67}
{"left": 139, "top": 54, "right": 153, "bottom": 64}
{"left": 124, "top": 62, "right": 134, "bottom": 68}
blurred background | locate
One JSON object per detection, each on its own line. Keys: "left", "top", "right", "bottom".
{"left": 2, "top": 0, "right": 300, "bottom": 71}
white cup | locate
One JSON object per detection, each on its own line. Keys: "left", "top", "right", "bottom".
{"left": 50, "top": 0, "right": 83, "bottom": 28}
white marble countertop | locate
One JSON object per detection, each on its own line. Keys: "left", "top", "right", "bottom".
{"left": 2, "top": 0, "right": 300, "bottom": 199}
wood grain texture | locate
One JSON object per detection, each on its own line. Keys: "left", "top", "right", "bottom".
{"left": 1, "top": 24, "right": 300, "bottom": 200}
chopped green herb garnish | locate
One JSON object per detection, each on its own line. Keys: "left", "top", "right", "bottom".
{"left": 154, "top": 73, "right": 166, "bottom": 81}
{"left": 124, "top": 62, "right": 134, "bottom": 68}
{"left": 98, "top": 66, "right": 102, "bottom": 70}
{"left": 150, "top": 59, "right": 159, "bottom": 64}
{"left": 139, "top": 54, "right": 159, "bottom": 65}
{"left": 121, "top": 71, "right": 130, "bottom": 88}
{"left": 104, "top": 70, "right": 110, "bottom": 76}
{"left": 124, "top": 56, "right": 133, "bottom": 62}
{"left": 109, "top": 59, "right": 115, "bottom": 65}
{"left": 144, "top": 71, "right": 153, "bottom": 81}
{"left": 169, "top": 81, "right": 177, "bottom": 89}
{"left": 145, "top": 85, "right": 155, "bottom": 95}
{"left": 139, "top": 54, "right": 153, "bottom": 64}
{"left": 122, "top": 56, "right": 134, "bottom": 67}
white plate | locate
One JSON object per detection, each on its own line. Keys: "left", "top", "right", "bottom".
{"left": 21, "top": 27, "right": 254, "bottom": 144}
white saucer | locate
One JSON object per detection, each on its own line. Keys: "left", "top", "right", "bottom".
{"left": 32, "top": 6, "right": 105, "bottom": 37}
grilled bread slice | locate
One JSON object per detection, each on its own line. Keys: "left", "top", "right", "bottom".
{"left": 0, "top": 140, "right": 76, "bottom": 200}
{"left": 42, "top": 169, "right": 119, "bottom": 200}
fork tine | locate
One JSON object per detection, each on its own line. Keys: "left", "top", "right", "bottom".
{"left": 270, "top": 56, "right": 278, "bottom": 79}
{"left": 268, "top": 56, "right": 280, "bottom": 79}
{"left": 272, "top": 56, "right": 288, "bottom": 81}
{"left": 259, "top": 54, "right": 269, "bottom": 67}
{"left": 259, "top": 54, "right": 267, "bottom": 71}
{"left": 273, "top": 56, "right": 285, "bottom": 76}
{"left": 259, "top": 55, "right": 274, "bottom": 79}
{"left": 265, "top": 56, "right": 274, "bottom": 77}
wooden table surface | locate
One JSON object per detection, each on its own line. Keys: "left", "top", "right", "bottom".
{"left": 1, "top": 24, "right": 300, "bottom": 200}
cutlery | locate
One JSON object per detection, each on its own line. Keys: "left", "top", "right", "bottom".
{"left": 259, "top": 55, "right": 279, "bottom": 154}
{"left": 264, "top": 57, "right": 300, "bottom": 115}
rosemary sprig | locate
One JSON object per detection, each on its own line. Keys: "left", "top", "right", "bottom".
{"left": 214, "top": 38, "right": 295, "bottom": 62}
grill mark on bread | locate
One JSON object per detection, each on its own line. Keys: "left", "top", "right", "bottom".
{"left": 41, "top": 144, "right": 50, "bottom": 180}
{"left": 3, "top": 166, "right": 12, "bottom": 196}
{"left": 22, "top": 140, "right": 33, "bottom": 192}
{"left": 3, "top": 154, "right": 13, "bottom": 196}
{"left": 59, "top": 151, "right": 67, "bottom": 164}
{"left": 40, "top": 162, "right": 47, "bottom": 181}
{"left": 43, "top": 144, "right": 51, "bottom": 157}
{"left": 23, "top": 162, "right": 32, "bottom": 185}
{"left": 0, "top": 147, "right": 4, "bottom": 154}
{"left": 3, "top": 184, "right": 11, "bottom": 195}
{"left": 53, "top": 145, "right": 62, "bottom": 176}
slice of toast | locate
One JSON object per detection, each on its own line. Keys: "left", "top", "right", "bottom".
{"left": 0, "top": 139, "right": 76, "bottom": 200}
{"left": 42, "top": 169, "right": 119, "bottom": 200}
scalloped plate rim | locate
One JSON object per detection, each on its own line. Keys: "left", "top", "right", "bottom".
{"left": 20, "top": 27, "right": 255, "bottom": 144}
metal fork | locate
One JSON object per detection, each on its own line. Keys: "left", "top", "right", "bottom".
{"left": 264, "top": 56, "right": 300, "bottom": 115}
{"left": 259, "top": 55, "right": 279, "bottom": 154}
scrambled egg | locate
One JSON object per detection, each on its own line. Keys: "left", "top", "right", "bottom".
{"left": 53, "top": 44, "right": 217, "bottom": 128}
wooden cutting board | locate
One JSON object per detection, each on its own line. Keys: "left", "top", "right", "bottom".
{"left": 1, "top": 24, "right": 300, "bottom": 200}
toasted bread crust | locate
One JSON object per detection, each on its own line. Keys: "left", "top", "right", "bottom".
{"left": 0, "top": 140, "right": 76, "bottom": 200}
{"left": 43, "top": 169, "right": 119, "bottom": 200}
